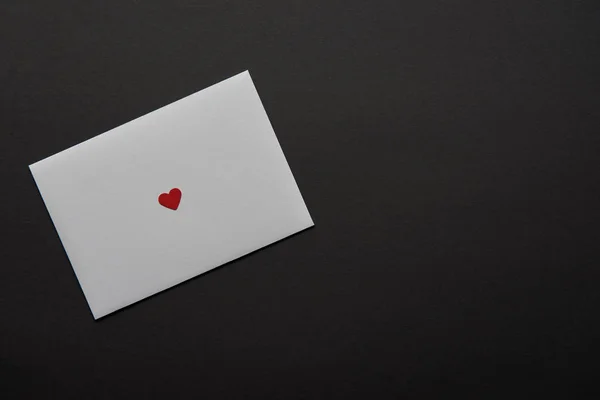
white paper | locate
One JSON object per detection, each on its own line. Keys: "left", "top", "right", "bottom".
{"left": 29, "top": 71, "right": 314, "bottom": 319}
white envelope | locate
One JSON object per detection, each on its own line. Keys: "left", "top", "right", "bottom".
{"left": 29, "top": 71, "right": 314, "bottom": 319}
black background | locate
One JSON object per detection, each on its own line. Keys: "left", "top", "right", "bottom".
{"left": 2, "top": 1, "right": 600, "bottom": 398}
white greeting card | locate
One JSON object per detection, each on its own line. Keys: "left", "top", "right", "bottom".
{"left": 29, "top": 71, "right": 313, "bottom": 319}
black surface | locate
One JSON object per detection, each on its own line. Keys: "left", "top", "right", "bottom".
{"left": 2, "top": 1, "right": 600, "bottom": 398}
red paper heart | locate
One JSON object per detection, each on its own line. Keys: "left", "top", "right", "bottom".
{"left": 158, "top": 188, "right": 182, "bottom": 210}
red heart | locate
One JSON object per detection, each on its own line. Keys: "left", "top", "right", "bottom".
{"left": 158, "top": 188, "right": 182, "bottom": 210}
